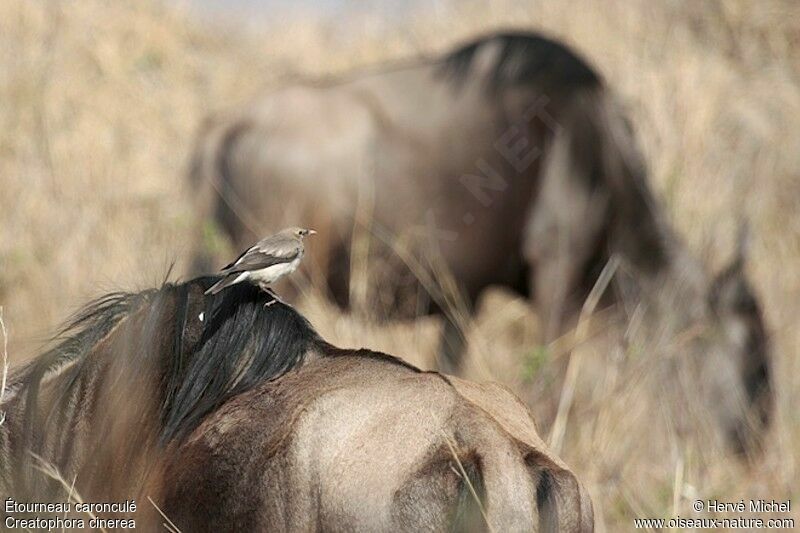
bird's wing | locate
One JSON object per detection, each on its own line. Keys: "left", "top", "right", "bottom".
{"left": 222, "top": 239, "right": 300, "bottom": 272}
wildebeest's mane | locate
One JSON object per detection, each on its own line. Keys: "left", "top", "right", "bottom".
{"left": 12, "top": 276, "right": 322, "bottom": 458}
{"left": 10, "top": 288, "right": 157, "bottom": 489}
{"left": 161, "top": 277, "right": 321, "bottom": 443}
{"left": 437, "top": 31, "right": 600, "bottom": 92}
{"left": 9, "top": 290, "right": 145, "bottom": 391}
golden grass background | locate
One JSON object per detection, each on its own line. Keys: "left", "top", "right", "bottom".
{"left": 1, "top": 0, "right": 798, "bottom": 530}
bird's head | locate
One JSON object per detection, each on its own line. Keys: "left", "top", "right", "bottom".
{"left": 287, "top": 227, "right": 317, "bottom": 239}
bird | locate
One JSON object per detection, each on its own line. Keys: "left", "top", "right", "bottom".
{"left": 205, "top": 227, "right": 316, "bottom": 296}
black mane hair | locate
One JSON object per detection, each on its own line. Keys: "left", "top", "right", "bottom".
{"left": 437, "top": 31, "right": 601, "bottom": 93}
{"left": 11, "top": 276, "right": 322, "bottom": 453}
{"left": 161, "top": 277, "right": 322, "bottom": 443}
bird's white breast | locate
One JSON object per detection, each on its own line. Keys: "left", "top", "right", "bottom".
{"left": 249, "top": 256, "right": 301, "bottom": 284}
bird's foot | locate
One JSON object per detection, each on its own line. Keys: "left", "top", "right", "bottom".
{"left": 263, "top": 287, "right": 291, "bottom": 308}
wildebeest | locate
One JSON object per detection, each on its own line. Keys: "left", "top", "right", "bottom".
{"left": 0, "top": 277, "right": 593, "bottom": 531}
{"left": 188, "top": 31, "right": 772, "bottom": 452}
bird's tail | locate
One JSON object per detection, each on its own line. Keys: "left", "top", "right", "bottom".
{"left": 204, "top": 273, "right": 244, "bottom": 295}
{"left": 187, "top": 115, "right": 228, "bottom": 275}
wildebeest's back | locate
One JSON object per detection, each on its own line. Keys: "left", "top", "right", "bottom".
{"left": 190, "top": 32, "right": 605, "bottom": 307}
{"left": 161, "top": 353, "right": 593, "bottom": 532}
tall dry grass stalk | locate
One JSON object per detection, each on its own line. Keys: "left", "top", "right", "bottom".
{"left": 29, "top": 452, "right": 107, "bottom": 532}
{"left": 0, "top": 307, "right": 8, "bottom": 426}
{"left": 549, "top": 256, "right": 619, "bottom": 454}
{"left": 147, "top": 496, "right": 182, "bottom": 533}
{"left": 1, "top": 0, "right": 798, "bottom": 530}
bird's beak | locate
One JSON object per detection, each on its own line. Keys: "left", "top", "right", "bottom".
{"left": 308, "top": 229, "right": 317, "bottom": 235}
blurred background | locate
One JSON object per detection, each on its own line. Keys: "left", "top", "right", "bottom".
{"left": 1, "top": 0, "right": 798, "bottom": 530}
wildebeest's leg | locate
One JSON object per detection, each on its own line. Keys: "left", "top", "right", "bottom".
{"left": 189, "top": 247, "right": 214, "bottom": 277}
{"left": 523, "top": 109, "right": 610, "bottom": 342}
{"left": 437, "top": 313, "right": 467, "bottom": 375}
{"left": 435, "top": 285, "right": 476, "bottom": 374}
{"left": 326, "top": 242, "right": 352, "bottom": 309}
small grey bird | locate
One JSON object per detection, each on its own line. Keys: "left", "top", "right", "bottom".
{"left": 205, "top": 227, "right": 316, "bottom": 296}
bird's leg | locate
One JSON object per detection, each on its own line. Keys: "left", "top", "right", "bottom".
{"left": 264, "top": 287, "right": 292, "bottom": 308}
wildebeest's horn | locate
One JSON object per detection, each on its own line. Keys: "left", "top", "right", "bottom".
{"left": 536, "top": 468, "right": 594, "bottom": 533}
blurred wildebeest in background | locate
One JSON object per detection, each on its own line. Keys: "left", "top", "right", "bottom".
{"left": 189, "top": 31, "right": 771, "bottom": 452}
{"left": 1, "top": 278, "right": 593, "bottom": 532}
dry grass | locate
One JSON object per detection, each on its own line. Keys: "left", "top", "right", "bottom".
{"left": 29, "top": 452, "right": 106, "bottom": 530}
{"left": 1, "top": 0, "right": 798, "bottom": 530}
{"left": 0, "top": 307, "right": 8, "bottom": 426}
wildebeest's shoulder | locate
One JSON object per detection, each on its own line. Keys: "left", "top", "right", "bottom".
{"left": 437, "top": 30, "right": 602, "bottom": 92}
{"left": 161, "top": 354, "right": 458, "bottom": 529}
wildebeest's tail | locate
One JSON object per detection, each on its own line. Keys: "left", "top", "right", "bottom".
{"left": 187, "top": 115, "right": 257, "bottom": 275}
{"left": 186, "top": 115, "right": 228, "bottom": 274}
